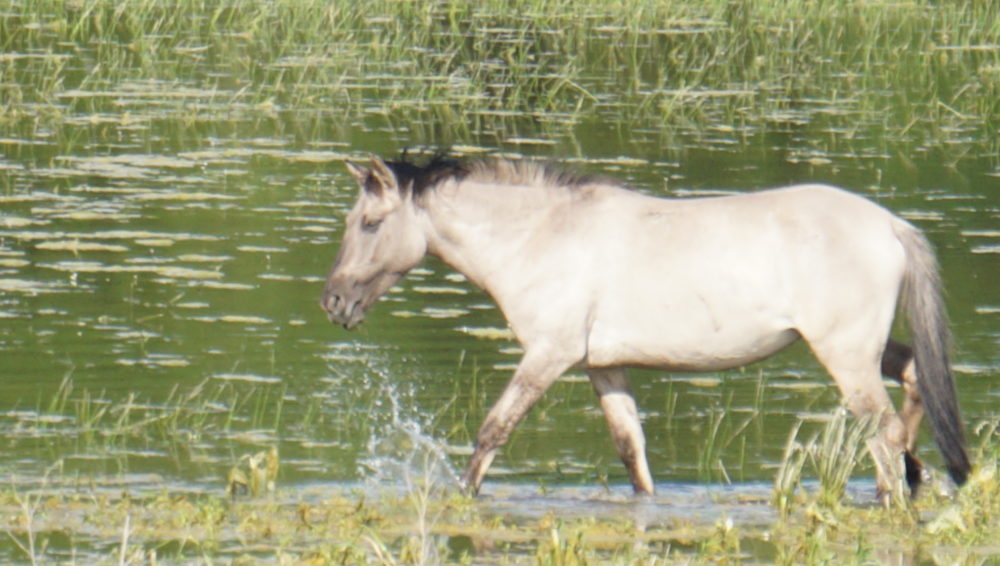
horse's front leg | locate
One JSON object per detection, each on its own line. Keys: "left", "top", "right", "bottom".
{"left": 460, "top": 350, "right": 577, "bottom": 495}
{"left": 588, "top": 368, "right": 654, "bottom": 494}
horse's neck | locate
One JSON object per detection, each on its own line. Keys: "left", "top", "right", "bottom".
{"left": 420, "top": 181, "right": 567, "bottom": 290}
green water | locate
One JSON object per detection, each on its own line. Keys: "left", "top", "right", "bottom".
{"left": 0, "top": 2, "right": 997, "bottom": 501}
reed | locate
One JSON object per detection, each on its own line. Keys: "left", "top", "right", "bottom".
{"left": 1, "top": 0, "right": 995, "bottom": 154}
{"left": 773, "top": 407, "right": 908, "bottom": 516}
{"left": 696, "top": 395, "right": 756, "bottom": 483}
{"left": 11, "top": 377, "right": 298, "bottom": 484}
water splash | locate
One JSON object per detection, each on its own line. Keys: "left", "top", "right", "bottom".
{"left": 358, "top": 368, "right": 460, "bottom": 496}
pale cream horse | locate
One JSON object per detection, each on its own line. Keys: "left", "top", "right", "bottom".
{"left": 321, "top": 155, "right": 970, "bottom": 501}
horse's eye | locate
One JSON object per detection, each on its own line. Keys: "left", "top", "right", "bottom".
{"left": 361, "top": 217, "right": 383, "bottom": 232}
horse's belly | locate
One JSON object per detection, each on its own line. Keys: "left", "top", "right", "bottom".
{"left": 585, "top": 317, "right": 800, "bottom": 371}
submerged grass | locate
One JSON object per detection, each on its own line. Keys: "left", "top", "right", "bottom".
{"left": 1, "top": 376, "right": 303, "bottom": 487}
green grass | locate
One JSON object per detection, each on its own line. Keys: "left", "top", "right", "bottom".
{"left": 773, "top": 408, "right": 881, "bottom": 512}
{"left": 3, "top": 376, "right": 295, "bottom": 485}
{"left": 1, "top": 0, "right": 997, "bottom": 155}
{"left": 1, "top": 416, "right": 996, "bottom": 564}
{"left": 1, "top": 377, "right": 996, "bottom": 563}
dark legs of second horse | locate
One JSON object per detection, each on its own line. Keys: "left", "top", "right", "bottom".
{"left": 881, "top": 339, "right": 928, "bottom": 492}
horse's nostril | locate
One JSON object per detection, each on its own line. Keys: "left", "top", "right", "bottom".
{"left": 321, "top": 293, "right": 340, "bottom": 314}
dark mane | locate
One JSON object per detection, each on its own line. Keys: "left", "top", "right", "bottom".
{"left": 383, "top": 154, "right": 612, "bottom": 195}
{"left": 383, "top": 154, "right": 470, "bottom": 195}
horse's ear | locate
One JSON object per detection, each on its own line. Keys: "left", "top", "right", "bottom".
{"left": 368, "top": 154, "right": 400, "bottom": 197}
{"left": 345, "top": 161, "right": 369, "bottom": 187}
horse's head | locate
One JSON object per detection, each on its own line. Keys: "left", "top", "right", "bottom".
{"left": 321, "top": 155, "right": 427, "bottom": 329}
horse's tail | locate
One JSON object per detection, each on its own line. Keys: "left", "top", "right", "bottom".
{"left": 894, "top": 218, "right": 970, "bottom": 486}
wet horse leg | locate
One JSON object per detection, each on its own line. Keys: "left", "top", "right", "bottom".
{"left": 881, "top": 339, "right": 927, "bottom": 490}
{"left": 460, "top": 350, "right": 578, "bottom": 495}
{"left": 809, "top": 336, "right": 908, "bottom": 504}
{"left": 588, "top": 368, "right": 654, "bottom": 494}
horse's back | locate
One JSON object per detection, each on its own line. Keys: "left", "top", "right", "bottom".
{"left": 583, "top": 183, "right": 905, "bottom": 283}
{"left": 579, "top": 183, "right": 909, "bottom": 370}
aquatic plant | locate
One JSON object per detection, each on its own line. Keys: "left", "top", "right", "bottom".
{"left": 1, "top": 0, "right": 996, "bottom": 155}
{"left": 772, "top": 408, "right": 882, "bottom": 515}
{"left": 0, "top": 415, "right": 995, "bottom": 563}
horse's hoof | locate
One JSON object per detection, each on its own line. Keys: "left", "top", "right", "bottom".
{"left": 904, "top": 452, "right": 924, "bottom": 493}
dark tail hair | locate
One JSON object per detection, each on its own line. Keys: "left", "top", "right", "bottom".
{"left": 895, "top": 219, "right": 970, "bottom": 486}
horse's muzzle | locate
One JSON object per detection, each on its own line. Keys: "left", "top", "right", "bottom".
{"left": 320, "top": 290, "right": 366, "bottom": 330}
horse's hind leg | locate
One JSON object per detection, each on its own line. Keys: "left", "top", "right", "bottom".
{"left": 881, "top": 339, "right": 927, "bottom": 490}
{"left": 809, "top": 337, "right": 908, "bottom": 503}
{"left": 588, "top": 368, "right": 654, "bottom": 494}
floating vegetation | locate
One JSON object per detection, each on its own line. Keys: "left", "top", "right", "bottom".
{"left": 0, "top": 278, "right": 64, "bottom": 294}
{"left": 686, "top": 377, "right": 723, "bottom": 388}
{"left": 39, "top": 261, "right": 223, "bottom": 280}
{"left": 35, "top": 240, "right": 129, "bottom": 252}
{"left": 420, "top": 307, "right": 469, "bottom": 319}
{"left": 455, "top": 326, "right": 516, "bottom": 340}
{"left": 116, "top": 355, "right": 191, "bottom": 369}
{"left": 769, "top": 381, "right": 828, "bottom": 391}
{"left": 0, "top": 217, "right": 37, "bottom": 229}
{"left": 188, "top": 315, "right": 272, "bottom": 326}
{"left": 0, "top": 419, "right": 995, "bottom": 564}
{"left": 198, "top": 281, "right": 255, "bottom": 291}
{"left": 237, "top": 246, "right": 288, "bottom": 254}
{"left": 133, "top": 238, "right": 174, "bottom": 247}
{"left": 411, "top": 285, "right": 468, "bottom": 295}
{"left": 176, "top": 254, "right": 233, "bottom": 263}
{"left": 129, "top": 192, "right": 239, "bottom": 202}
{"left": 971, "top": 244, "right": 1000, "bottom": 254}
{"left": 1, "top": 230, "right": 220, "bottom": 243}
{"left": 213, "top": 373, "right": 282, "bottom": 384}
{"left": 227, "top": 446, "right": 280, "bottom": 498}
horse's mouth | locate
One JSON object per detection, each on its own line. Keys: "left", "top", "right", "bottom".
{"left": 340, "top": 313, "right": 364, "bottom": 330}
{"left": 321, "top": 294, "right": 367, "bottom": 330}
{"left": 328, "top": 309, "right": 365, "bottom": 330}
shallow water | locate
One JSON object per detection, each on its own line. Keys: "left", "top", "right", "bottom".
{"left": 3, "top": 133, "right": 997, "bottom": 497}
{"left": 0, "top": 2, "right": 998, "bottom": 536}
